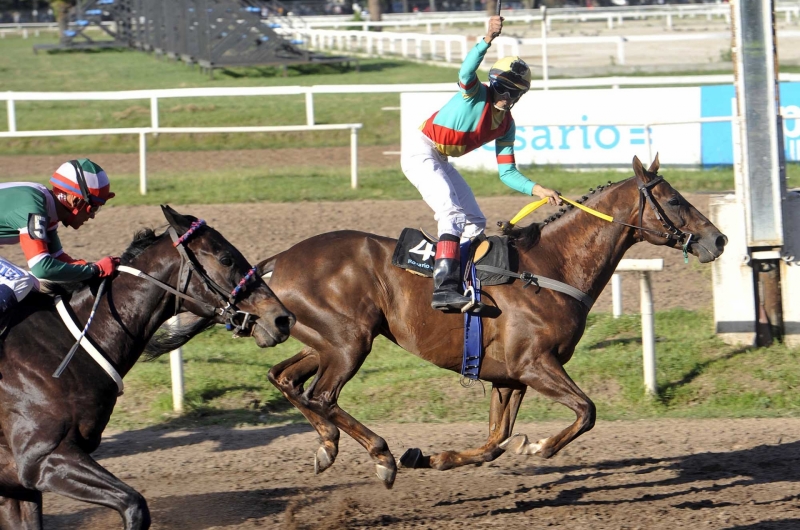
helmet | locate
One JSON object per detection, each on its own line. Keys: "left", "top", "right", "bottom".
{"left": 50, "top": 158, "right": 115, "bottom": 206}
{"left": 489, "top": 56, "right": 532, "bottom": 101}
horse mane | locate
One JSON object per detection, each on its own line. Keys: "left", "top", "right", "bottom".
{"left": 121, "top": 228, "right": 165, "bottom": 264}
{"left": 143, "top": 315, "right": 214, "bottom": 360}
{"left": 500, "top": 179, "right": 623, "bottom": 251}
{"left": 117, "top": 227, "right": 216, "bottom": 360}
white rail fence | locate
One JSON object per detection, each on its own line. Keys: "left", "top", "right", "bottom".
{"left": 4, "top": 3, "right": 799, "bottom": 38}
{"left": 612, "top": 258, "right": 664, "bottom": 396}
{"left": 297, "top": 28, "right": 470, "bottom": 62}
{"left": 0, "top": 21, "right": 113, "bottom": 38}
{"left": 288, "top": 26, "right": 800, "bottom": 86}
{"left": 288, "top": 3, "right": 800, "bottom": 32}
{"left": 4, "top": 76, "right": 774, "bottom": 137}
{"left": 0, "top": 123, "right": 363, "bottom": 192}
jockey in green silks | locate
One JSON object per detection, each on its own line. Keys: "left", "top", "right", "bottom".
{"left": 0, "top": 159, "right": 119, "bottom": 328}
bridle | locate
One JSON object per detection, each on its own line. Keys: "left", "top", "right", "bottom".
{"left": 621, "top": 175, "right": 694, "bottom": 260}
{"left": 53, "top": 216, "right": 261, "bottom": 389}
{"left": 119, "top": 219, "right": 260, "bottom": 337}
{"left": 563, "top": 176, "right": 694, "bottom": 261}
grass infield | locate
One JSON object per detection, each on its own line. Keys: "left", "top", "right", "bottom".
{"left": 111, "top": 310, "right": 800, "bottom": 431}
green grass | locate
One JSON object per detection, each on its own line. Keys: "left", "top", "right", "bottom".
{"left": 111, "top": 310, "right": 800, "bottom": 431}
{"left": 0, "top": 35, "right": 457, "bottom": 154}
{"left": 2, "top": 33, "right": 796, "bottom": 157}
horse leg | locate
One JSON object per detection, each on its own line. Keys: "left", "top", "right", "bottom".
{"left": 0, "top": 492, "right": 43, "bottom": 530}
{"left": 0, "top": 441, "right": 42, "bottom": 529}
{"left": 301, "top": 355, "right": 398, "bottom": 489}
{"left": 17, "top": 445, "right": 150, "bottom": 530}
{"left": 268, "top": 348, "right": 341, "bottom": 474}
{"left": 503, "top": 351, "right": 596, "bottom": 459}
{"left": 400, "top": 385, "right": 527, "bottom": 471}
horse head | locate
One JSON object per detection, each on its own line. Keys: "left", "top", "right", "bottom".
{"left": 159, "top": 205, "right": 295, "bottom": 347}
{"left": 631, "top": 154, "right": 727, "bottom": 263}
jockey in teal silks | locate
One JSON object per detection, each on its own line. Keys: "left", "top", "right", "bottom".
{"left": 401, "top": 15, "right": 562, "bottom": 313}
{"left": 0, "top": 159, "right": 120, "bottom": 328}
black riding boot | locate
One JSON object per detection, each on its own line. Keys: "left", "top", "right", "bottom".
{"left": 431, "top": 240, "right": 472, "bottom": 311}
{"left": 0, "top": 284, "right": 19, "bottom": 333}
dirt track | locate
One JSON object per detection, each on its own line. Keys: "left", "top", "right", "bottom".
{"left": 2, "top": 152, "right": 743, "bottom": 529}
{"left": 43, "top": 418, "right": 800, "bottom": 529}
{"left": 26, "top": 191, "right": 761, "bottom": 530}
{"left": 2, "top": 12, "right": 790, "bottom": 526}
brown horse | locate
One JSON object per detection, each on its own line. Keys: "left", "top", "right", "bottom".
{"left": 0, "top": 206, "right": 294, "bottom": 529}
{"left": 259, "top": 155, "right": 727, "bottom": 488}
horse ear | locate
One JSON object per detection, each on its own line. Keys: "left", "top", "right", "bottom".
{"left": 160, "top": 205, "right": 193, "bottom": 235}
{"left": 648, "top": 152, "right": 660, "bottom": 174}
{"left": 632, "top": 155, "right": 646, "bottom": 180}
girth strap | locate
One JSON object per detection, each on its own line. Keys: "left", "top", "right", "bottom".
{"left": 474, "top": 264, "right": 594, "bottom": 309}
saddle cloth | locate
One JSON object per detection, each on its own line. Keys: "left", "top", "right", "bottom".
{"left": 391, "top": 228, "right": 512, "bottom": 286}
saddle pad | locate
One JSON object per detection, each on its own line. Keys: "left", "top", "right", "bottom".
{"left": 391, "top": 228, "right": 437, "bottom": 277}
{"left": 391, "top": 228, "right": 513, "bottom": 286}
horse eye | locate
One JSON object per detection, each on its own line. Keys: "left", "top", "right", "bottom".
{"left": 219, "top": 255, "right": 233, "bottom": 267}
{"left": 668, "top": 197, "right": 681, "bottom": 206}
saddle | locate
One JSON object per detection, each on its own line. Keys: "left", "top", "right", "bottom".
{"left": 391, "top": 228, "right": 513, "bottom": 287}
{"left": 391, "top": 228, "right": 510, "bottom": 383}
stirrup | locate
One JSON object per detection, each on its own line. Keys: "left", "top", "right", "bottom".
{"left": 460, "top": 286, "right": 485, "bottom": 314}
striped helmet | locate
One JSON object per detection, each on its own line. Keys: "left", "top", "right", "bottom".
{"left": 50, "top": 158, "right": 115, "bottom": 205}
{"left": 489, "top": 56, "right": 532, "bottom": 100}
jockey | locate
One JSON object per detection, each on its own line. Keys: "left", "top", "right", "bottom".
{"left": 0, "top": 159, "right": 120, "bottom": 327}
{"left": 401, "top": 15, "right": 562, "bottom": 313}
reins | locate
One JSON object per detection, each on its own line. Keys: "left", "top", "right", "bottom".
{"left": 476, "top": 175, "right": 696, "bottom": 309}
{"left": 509, "top": 176, "right": 694, "bottom": 263}
{"left": 52, "top": 218, "right": 260, "bottom": 390}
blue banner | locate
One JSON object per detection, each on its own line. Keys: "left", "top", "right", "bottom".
{"left": 701, "top": 82, "right": 800, "bottom": 166}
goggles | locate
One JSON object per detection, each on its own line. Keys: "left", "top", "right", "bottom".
{"left": 490, "top": 79, "right": 525, "bottom": 102}
{"left": 81, "top": 200, "right": 102, "bottom": 215}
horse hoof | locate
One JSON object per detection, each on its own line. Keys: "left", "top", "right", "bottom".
{"left": 314, "top": 446, "right": 334, "bottom": 474}
{"left": 499, "top": 433, "right": 529, "bottom": 455}
{"left": 375, "top": 463, "right": 396, "bottom": 489}
{"left": 399, "top": 448, "right": 424, "bottom": 469}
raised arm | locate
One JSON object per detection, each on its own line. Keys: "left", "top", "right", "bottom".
{"left": 458, "top": 16, "right": 504, "bottom": 98}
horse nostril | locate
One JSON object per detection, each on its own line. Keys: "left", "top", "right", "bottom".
{"left": 275, "top": 314, "right": 294, "bottom": 335}
{"left": 716, "top": 234, "right": 728, "bottom": 249}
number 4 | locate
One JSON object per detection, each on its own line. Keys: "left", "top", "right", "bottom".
{"left": 409, "top": 239, "right": 435, "bottom": 261}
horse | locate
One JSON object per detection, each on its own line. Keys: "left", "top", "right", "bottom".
{"left": 259, "top": 155, "right": 727, "bottom": 489}
{"left": 0, "top": 206, "right": 295, "bottom": 530}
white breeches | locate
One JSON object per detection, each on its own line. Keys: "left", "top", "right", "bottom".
{"left": 0, "top": 257, "right": 37, "bottom": 302}
{"left": 401, "top": 132, "right": 486, "bottom": 242}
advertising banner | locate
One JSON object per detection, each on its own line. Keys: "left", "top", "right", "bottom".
{"left": 401, "top": 87, "right": 702, "bottom": 170}
{"left": 701, "top": 83, "right": 800, "bottom": 165}
{"left": 402, "top": 83, "right": 800, "bottom": 170}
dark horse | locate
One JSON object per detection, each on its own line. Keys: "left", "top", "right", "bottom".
{"left": 0, "top": 206, "right": 294, "bottom": 529}
{"left": 259, "top": 156, "right": 727, "bottom": 488}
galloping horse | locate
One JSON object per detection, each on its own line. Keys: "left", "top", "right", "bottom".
{"left": 259, "top": 156, "right": 727, "bottom": 488}
{"left": 0, "top": 206, "right": 294, "bottom": 530}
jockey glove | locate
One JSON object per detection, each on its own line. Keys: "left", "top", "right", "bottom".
{"left": 92, "top": 256, "right": 120, "bottom": 278}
